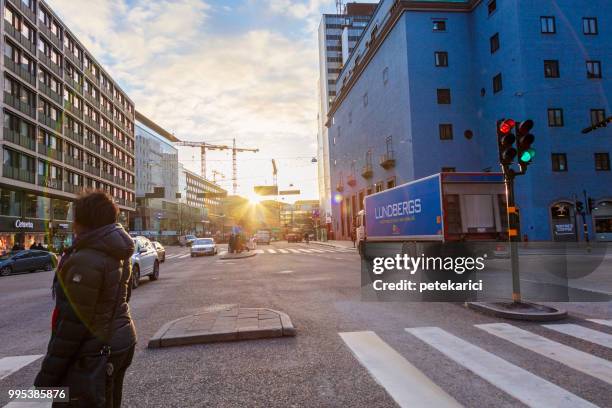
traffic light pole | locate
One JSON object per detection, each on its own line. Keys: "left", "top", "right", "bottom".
{"left": 504, "top": 171, "right": 522, "bottom": 303}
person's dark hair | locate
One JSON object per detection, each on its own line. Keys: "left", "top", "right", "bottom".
{"left": 74, "top": 190, "right": 119, "bottom": 230}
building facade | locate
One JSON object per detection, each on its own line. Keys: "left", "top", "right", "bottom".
{"left": 0, "top": 0, "right": 136, "bottom": 251}
{"left": 317, "top": 2, "right": 377, "bottom": 239}
{"left": 179, "top": 165, "right": 226, "bottom": 237}
{"left": 327, "top": 0, "right": 612, "bottom": 241}
{"left": 131, "top": 112, "right": 179, "bottom": 243}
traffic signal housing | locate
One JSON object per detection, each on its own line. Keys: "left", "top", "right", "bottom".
{"left": 497, "top": 119, "right": 517, "bottom": 165}
{"left": 516, "top": 120, "right": 535, "bottom": 166}
{"left": 576, "top": 201, "right": 584, "bottom": 214}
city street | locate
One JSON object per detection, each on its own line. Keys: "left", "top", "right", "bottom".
{"left": 1, "top": 242, "right": 611, "bottom": 407}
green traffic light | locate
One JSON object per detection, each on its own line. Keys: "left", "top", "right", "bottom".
{"left": 519, "top": 148, "right": 536, "bottom": 163}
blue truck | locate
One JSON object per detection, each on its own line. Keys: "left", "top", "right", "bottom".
{"left": 356, "top": 173, "right": 507, "bottom": 250}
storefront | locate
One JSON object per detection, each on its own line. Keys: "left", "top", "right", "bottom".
{"left": 593, "top": 200, "right": 612, "bottom": 242}
{"left": 550, "top": 201, "right": 577, "bottom": 242}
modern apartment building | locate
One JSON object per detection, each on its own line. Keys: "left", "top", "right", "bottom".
{"left": 316, "top": 2, "right": 377, "bottom": 239}
{"left": 0, "top": 0, "right": 136, "bottom": 251}
{"left": 327, "top": 0, "right": 612, "bottom": 241}
{"left": 132, "top": 112, "right": 179, "bottom": 243}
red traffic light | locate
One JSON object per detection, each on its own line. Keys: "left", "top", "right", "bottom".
{"left": 499, "top": 119, "right": 516, "bottom": 134}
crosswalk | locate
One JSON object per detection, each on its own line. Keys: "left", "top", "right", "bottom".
{"left": 163, "top": 246, "right": 355, "bottom": 261}
{"left": 341, "top": 320, "right": 612, "bottom": 408}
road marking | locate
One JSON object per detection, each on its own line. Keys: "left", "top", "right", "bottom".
{"left": 308, "top": 248, "right": 325, "bottom": 253}
{"left": 178, "top": 254, "right": 191, "bottom": 259}
{"left": 287, "top": 249, "right": 301, "bottom": 254}
{"left": 267, "top": 249, "right": 277, "bottom": 254}
{"left": 278, "top": 249, "right": 289, "bottom": 254}
{"left": 0, "top": 355, "right": 43, "bottom": 380}
{"left": 406, "top": 327, "right": 597, "bottom": 408}
{"left": 254, "top": 249, "right": 265, "bottom": 254}
{"left": 297, "top": 248, "right": 314, "bottom": 253}
{"left": 542, "top": 323, "right": 612, "bottom": 349}
{"left": 476, "top": 323, "right": 612, "bottom": 385}
{"left": 218, "top": 251, "right": 227, "bottom": 256}
{"left": 587, "top": 319, "right": 612, "bottom": 328}
{"left": 339, "top": 331, "right": 461, "bottom": 408}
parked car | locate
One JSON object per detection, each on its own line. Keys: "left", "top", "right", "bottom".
{"left": 151, "top": 241, "right": 166, "bottom": 262}
{"left": 131, "top": 236, "right": 159, "bottom": 288}
{"left": 191, "top": 238, "right": 217, "bottom": 257}
{"left": 255, "top": 229, "right": 271, "bottom": 245}
{"left": 179, "top": 235, "right": 197, "bottom": 247}
{"left": 286, "top": 233, "right": 302, "bottom": 243}
{"left": 0, "top": 250, "right": 57, "bottom": 277}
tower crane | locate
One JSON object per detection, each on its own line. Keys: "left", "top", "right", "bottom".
{"left": 211, "top": 170, "right": 225, "bottom": 184}
{"left": 175, "top": 138, "right": 259, "bottom": 195}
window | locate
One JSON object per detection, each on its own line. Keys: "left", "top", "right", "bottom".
{"left": 552, "top": 153, "right": 567, "bottom": 172}
{"left": 547, "top": 109, "right": 564, "bottom": 127}
{"left": 434, "top": 51, "right": 448, "bottom": 67}
{"left": 544, "top": 60, "right": 560, "bottom": 78}
{"left": 591, "top": 109, "right": 606, "bottom": 125}
{"left": 437, "top": 88, "right": 451, "bottom": 104}
{"left": 442, "top": 167, "right": 456, "bottom": 172}
{"left": 439, "top": 124, "right": 453, "bottom": 140}
{"left": 432, "top": 20, "right": 446, "bottom": 31}
{"left": 386, "top": 177, "right": 396, "bottom": 189}
{"left": 583, "top": 17, "right": 598, "bottom": 35}
{"left": 490, "top": 33, "right": 499, "bottom": 53}
{"left": 586, "top": 61, "right": 602, "bottom": 78}
{"left": 595, "top": 153, "right": 610, "bottom": 171}
{"left": 492, "top": 73, "right": 503, "bottom": 93}
{"left": 487, "top": 0, "right": 496, "bottom": 15}
{"left": 540, "top": 16, "right": 556, "bottom": 33}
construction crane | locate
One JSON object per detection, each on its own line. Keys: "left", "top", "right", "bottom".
{"left": 211, "top": 170, "right": 225, "bottom": 184}
{"left": 271, "top": 159, "right": 278, "bottom": 188}
{"left": 175, "top": 138, "right": 259, "bottom": 195}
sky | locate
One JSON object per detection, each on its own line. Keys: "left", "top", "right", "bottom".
{"left": 47, "top": 0, "right": 343, "bottom": 202}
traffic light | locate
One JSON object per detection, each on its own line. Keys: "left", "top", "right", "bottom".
{"left": 588, "top": 197, "right": 595, "bottom": 213}
{"left": 576, "top": 201, "right": 584, "bottom": 214}
{"left": 497, "top": 119, "right": 517, "bottom": 165}
{"left": 516, "top": 120, "right": 535, "bottom": 165}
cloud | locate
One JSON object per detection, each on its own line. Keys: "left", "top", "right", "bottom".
{"left": 47, "top": 0, "right": 320, "bottom": 197}
{"left": 262, "top": 0, "right": 328, "bottom": 19}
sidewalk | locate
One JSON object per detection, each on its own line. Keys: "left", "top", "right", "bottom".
{"left": 311, "top": 240, "right": 357, "bottom": 250}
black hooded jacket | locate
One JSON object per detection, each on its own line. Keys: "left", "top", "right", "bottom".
{"left": 35, "top": 224, "right": 137, "bottom": 387}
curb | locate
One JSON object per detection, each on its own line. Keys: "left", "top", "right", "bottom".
{"left": 219, "top": 252, "right": 257, "bottom": 260}
{"left": 466, "top": 301, "right": 568, "bottom": 322}
{"left": 311, "top": 241, "right": 357, "bottom": 251}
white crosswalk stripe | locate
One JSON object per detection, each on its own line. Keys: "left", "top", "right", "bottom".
{"left": 178, "top": 254, "right": 190, "bottom": 258}
{"left": 587, "top": 319, "right": 612, "bottom": 328}
{"left": 308, "top": 248, "right": 325, "bottom": 253}
{"left": 406, "top": 327, "right": 597, "bottom": 408}
{"left": 296, "top": 248, "right": 314, "bottom": 253}
{"left": 287, "top": 249, "right": 301, "bottom": 254}
{"left": 542, "top": 323, "right": 612, "bottom": 349}
{"left": 476, "top": 323, "right": 612, "bottom": 385}
{"left": 339, "top": 331, "right": 461, "bottom": 408}
{"left": 267, "top": 249, "right": 277, "bottom": 254}
{"left": 254, "top": 249, "right": 264, "bottom": 254}
{"left": 278, "top": 249, "right": 289, "bottom": 254}
{"left": 218, "top": 251, "right": 227, "bottom": 256}
{"left": 0, "top": 355, "right": 43, "bottom": 380}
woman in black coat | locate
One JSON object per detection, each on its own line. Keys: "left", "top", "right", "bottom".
{"left": 35, "top": 191, "right": 137, "bottom": 407}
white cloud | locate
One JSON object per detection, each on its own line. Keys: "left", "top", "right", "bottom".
{"left": 47, "top": 0, "right": 320, "bottom": 198}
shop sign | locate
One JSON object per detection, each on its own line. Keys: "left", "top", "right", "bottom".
{"left": 15, "top": 219, "right": 34, "bottom": 229}
{"left": 554, "top": 224, "right": 574, "bottom": 235}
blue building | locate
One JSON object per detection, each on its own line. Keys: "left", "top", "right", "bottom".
{"left": 326, "top": 0, "right": 612, "bottom": 242}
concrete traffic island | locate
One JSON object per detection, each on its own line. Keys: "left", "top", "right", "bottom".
{"left": 466, "top": 301, "right": 567, "bottom": 321}
{"left": 148, "top": 307, "right": 296, "bottom": 348}
{"left": 219, "top": 251, "right": 257, "bottom": 260}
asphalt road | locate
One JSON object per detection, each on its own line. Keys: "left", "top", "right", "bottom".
{"left": 0, "top": 242, "right": 610, "bottom": 407}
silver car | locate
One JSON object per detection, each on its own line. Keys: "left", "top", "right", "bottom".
{"left": 131, "top": 236, "right": 159, "bottom": 288}
{"left": 190, "top": 238, "right": 217, "bottom": 257}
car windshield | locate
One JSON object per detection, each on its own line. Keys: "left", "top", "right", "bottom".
{"left": 186, "top": 235, "right": 196, "bottom": 240}
{"left": 194, "top": 239, "right": 214, "bottom": 245}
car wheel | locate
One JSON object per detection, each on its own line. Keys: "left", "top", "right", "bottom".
{"left": 149, "top": 261, "right": 159, "bottom": 281}
{"left": 132, "top": 265, "right": 140, "bottom": 289}
{"left": 0, "top": 266, "right": 12, "bottom": 277}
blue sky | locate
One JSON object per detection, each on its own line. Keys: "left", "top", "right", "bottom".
{"left": 47, "top": 0, "right": 343, "bottom": 201}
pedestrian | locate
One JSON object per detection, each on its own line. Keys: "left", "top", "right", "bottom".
{"left": 351, "top": 227, "right": 356, "bottom": 248}
{"left": 35, "top": 190, "right": 136, "bottom": 408}
{"left": 228, "top": 233, "right": 235, "bottom": 254}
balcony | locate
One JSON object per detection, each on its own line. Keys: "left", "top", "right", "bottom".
{"left": 84, "top": 115, "right": 100, "bottom": 131}
{"left": 3, "top": 165, "right": 34, "bottom": 184}
{"left": 64, "top": 129, "right": 83, "bottom": 144}
{"left": 39, "top": 114, "right": 62, "bottom": 133}
{"left": 126, "top": 182, "right": 135, "bottom": 190}
{"left": 100, "top": 85, "right": 112, "bottom": 99}
{"left": 65, "top": 76, "right": 83, "bottom": 94}
{"left": 64, "top": 155, "right": 83, "bottom": 170}
{"left": 126, "top": 200, "right": 135, "bottom": 208}
{"left": 7, "top": 0, "right": 36, "bottom": 23}
{"left": 379, "top": 151, "right": 396, "bottom": 169}
{"left": 84, "top": 68, "right": 100, "bottom": 87}
{"left": 100, "top": 105, "right": 113, "bottom": 119}
{"left": 37, "top": 51, "right": 62, "bottom": 78}
{"left": 336, "top": 182, "right": 344, "bottom": 193}
{"left": 84, "top": 163, "right": 100, "bottom": 177}
{"left": 64, "top": 182, "right": 84, "bottom": 195}
{"left": 101, "top": 128, "right": 113, "bottom": 140}
{"left": 4, "top": 23, "right": 37, "bottom": 55}
{"left": 4, "top": 92, "right": 36, "bottom": 119}
{"left": 3, "top": 128, "right": 36, "bottom": 151}
{"left": 114, "top": 176, "right": 126, "bottom": 187}
{"left": 4, "top": 56, "right": 36, "bottom": 86}
{"left": 361, "top": 164, "right": 373, "bottom": 179}
{"left": 37, "top": 21, "right": 62, "bottom": 49}
{"left": 84, "top": 92, "right": 100, "bottom": 108}
{"left": 101, "top": 149, "right": 114, "bottom": 161}
{"left": 64, "top": 101, "right": 83, "bottom": 119}
{"left": 37, "top": 144, "right": 63, "bottom": 161}
{"left": 84, "top": 139, "right": 100, "bottom": 153}
{"left": 347, "top": 174, "right": 357, "bottom": 187}
{"left": 66, "top": 51, "right": 83, "bottom": 71}
{"left": 38, "top": 177, "right": 62, "bottom": 191}
{"left": 101, "top": 171, "right": 114, "bottom": 182}
{"left": 38, "top": 83, "right": 63, "bottom": 106}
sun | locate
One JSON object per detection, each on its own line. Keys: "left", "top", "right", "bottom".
{"left": 247, "top": 193, "right": 263, "bottom": 205}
